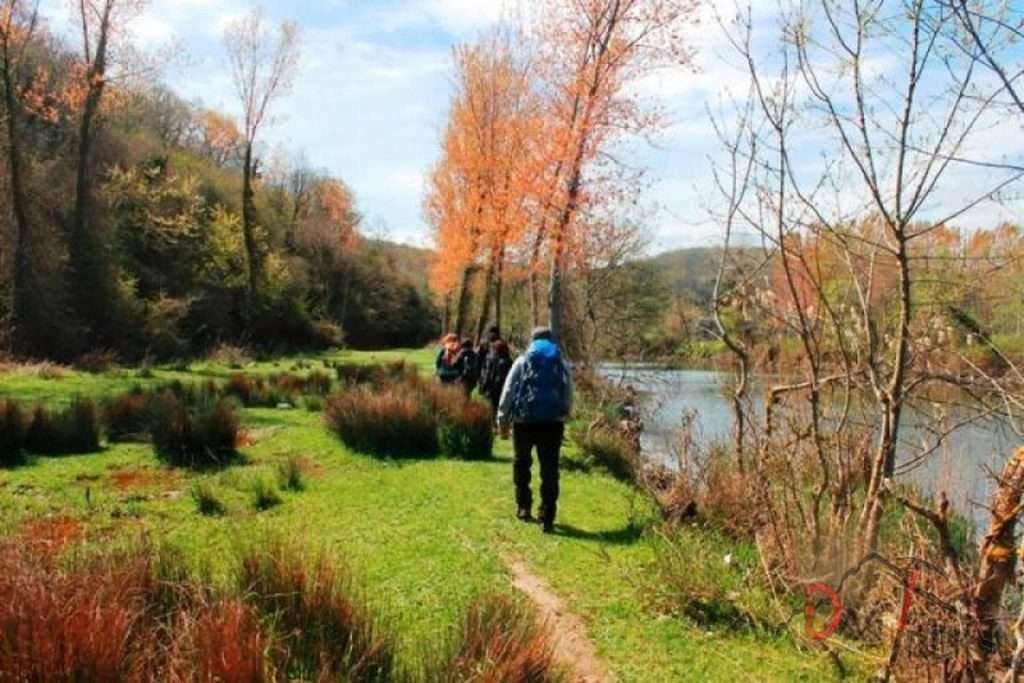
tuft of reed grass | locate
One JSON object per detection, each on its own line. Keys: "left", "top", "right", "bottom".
{"left": 173, "top": 600, "right": 268, "bottom": 683}
{"left": 0, "top": 399, "right": 29, "bottom": 468}
{"left": 192, "top": 482, "right": 227, "bottom": 516}
{"left": 335, "top": 360, "right": 415, "bottom": 387}
{"left": 104, "top": 388, "right": 152, "bottom": 442}
{"left": 645, "top": 525, "right": 779, "bottom": 632}
{"left": 571, "top": 428, "right": 639, "bottom": 485}
{"left": 0, "top": 540, "right": 270, "bottom": 682}
{"left": 151, "top": 392, "right": 240, "bottom": 470}
{"left": 226, "top": 372, "right": 332, "bottom": 408}
{"left": 24, "top": 399, "right": 102, "bottom": 456}
{"left": 431, "top": 594, "right": 562, "bottom": 683}
{"left": 250, "top": 476, "right": 283, "bottom": 511}
{"left": 35, "top": 361, "right": 69, "bottom": 380}
{"left": 324, "top": 388, "right": 438, "bottom": 459}
{"left": 438, "top": 400, "right": 494, "bottom": 461}
{"left": 277, "top": 456, "right": 307, "bottom": 492}
{"left": 72, "top": 349, "right": 118, "bottom": 374}
{"left": 207, "top": 343, "right": 252, "bottom": 368}
{"left": 238, "top": 542, "right": 397, "bottom": 681}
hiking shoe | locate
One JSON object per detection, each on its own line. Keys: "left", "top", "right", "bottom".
{"left": 517, "top": 506, "right": 533, "bottom": 522}
{"left": 542, "top": 519, "right": 555, "bottom": 534}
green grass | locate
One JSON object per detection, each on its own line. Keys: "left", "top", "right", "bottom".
{"left": 0, "top": 347, "right": 869, "bottom": 681}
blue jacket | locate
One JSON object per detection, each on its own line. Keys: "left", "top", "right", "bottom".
{"left": 497, "top": 339, "right": 574, "bottom": 424}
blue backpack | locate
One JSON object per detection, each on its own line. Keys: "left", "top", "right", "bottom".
{"left": 513, "top": 340, "right": 568, "bottom": 422}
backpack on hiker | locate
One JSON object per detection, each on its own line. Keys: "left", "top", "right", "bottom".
{"left": 436, "top": 334, "right": 462, "bottom": 384}
{"left": 457, "top": 342, "right": 480, "bottom": 389}
{"left": 510, "top": 339, "right": 569, "bottom": 423}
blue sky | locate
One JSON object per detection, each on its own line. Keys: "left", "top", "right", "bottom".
{"left": 36, "top": 0, "right": 1024, "bottom": 253}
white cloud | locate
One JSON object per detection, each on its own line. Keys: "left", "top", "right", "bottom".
{"left": 128, "top": 14, "right": 175, "bottom": 43}
{"left": 418, "top": 0, "right": 507, "bottom": 34}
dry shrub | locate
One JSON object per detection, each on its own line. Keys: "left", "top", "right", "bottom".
{"left": 324, "top": 388, "right": 438, "bottom": 459}
{"left": 35, "top": 361, "right": 70, "bottom": 380}
{"left": 172, "top": 600, "right": 268, "bottom": 683}
{"left": 225, "top": 373, "right": 258, "bottom": 404}
{"left": 639, "top": 413, "right": 760, "bottom": 537}
{"left": 239, "top": 542, "right": 396, "bottom": 682}
{"left": 151, "top": 391, "right": 240, "bottom": 469}
{"left": 413, "top": 380, "right": 494, "bottom": 460}
{"left": 24, "top": 399, "right": 102, "bottom": 456}
{"left": 224, "top": 373, "right": 289, "bottom": 408}
{"left": 0, "top": 542, "right": 172, "bottom": 682}
{"left": 271, "top": 371, "right": 333, "bottom": 396}
{"left": 311, "top": 320, "right": 345, "bottom": 348}
{"left": 438, "top": 400, "right": 494, "bottom": 461}
{"left": 104, "top": 388, "right": 152, "bottom": 442}
{"left": 72, "top": 349, "right": 118, "bottom": 374}
{"left": 645, "top": 524, "right": 780, "bottom": 632}
{"left": 571, "top": 427, "right": 640, "bottom": 485}
{"left": 20, "top": 515, "right": 84, "bottom": 554}
{"left": 0, "top": 538, "right": 419, "bottom": 683}
{"left": 207, "top": 343, "right": 252, "bottom": 368}
{"left": 335, "top": 360, "right": 415, "bottom": 387}
{"left": 225, "top": 372, "right": 331, "bottom": 408}
{"left": 0, "top": 399, "right": 29, "bottom": 468}
{"left": 325, "top": 378, "right": 498, "bottom": 461}
{"left": 434, "top": 595, "right": 561, "bottom": 683}
{"left": 277, "top": 455, "right": 307, "bottom": 492}
{"left": 0, "top": 540, "right": 269, "bottom": 682}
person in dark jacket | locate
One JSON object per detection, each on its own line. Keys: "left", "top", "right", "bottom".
{"left": 480, "top": 340, "right": 512, "bottom": 423}
{"left": 455, "top": 338, "right": 480, "bottom": 394}
{"left": 497, "top": 327, "right": 573, "bottom": 534}
{"left": 478, "top": 325, "right": 513, "bottom": 423}
{"left": 435, "top": 333, "right": 461, "bottom": 384}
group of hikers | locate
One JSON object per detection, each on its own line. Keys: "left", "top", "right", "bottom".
{"left": 435, "top": 326, "right": 573, "bottom": 534}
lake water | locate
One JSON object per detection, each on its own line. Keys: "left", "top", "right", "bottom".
{"left": 600, "top": 365, "right": 1022, "bottom": 532}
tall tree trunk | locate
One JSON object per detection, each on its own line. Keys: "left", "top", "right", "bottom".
{"left": 548, "top": 164, "right": 583, "bottom": 344}
{"left": 548, "top": 241, "right": 565, "bottom": 343}
{"left": 860, "top": 233, "right": 912, "bottom": 557}
{"left": 338, "top": 263, "right": 352, "bottom": 334}
{"left": 453, "top": 265, "right": 476, "bottom": 338}
{"left": 474, "top": 244, "right": 499, "bottom": 341}
{"left": 69, "top": 3, "right": 112, "bottom": 342}
{"left": 241, "top": 140, "right": 260, "bottom": 312}
{"left": 1, "top": 36, "right": 31, "bottom": 338}
{"left": 528, "top": 226, "right": 546, "bottom": 329}
{"left": 494, "top": 244, "right": 506, "bottom": 333}
{"left": 442, "top": 293, "right": 451, "bottom": 335}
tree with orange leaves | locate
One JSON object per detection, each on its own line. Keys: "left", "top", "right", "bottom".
{"left": 529, "top": 0, "right": 698, "bottom": 342}
{"left": 425, "top": 27, "right": 540, "bottom": 337}
{"left": 427, "top": 3, "right": 696, "bottom": 346}
{"left": 198, "top": 109, "right": 242, "bottom": 167}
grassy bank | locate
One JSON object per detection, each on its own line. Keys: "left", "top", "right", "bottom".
{"left": 0, "top": 349, "right": 866, "bottom": 680}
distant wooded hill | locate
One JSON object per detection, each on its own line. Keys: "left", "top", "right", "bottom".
{"left": 646, "top": 246, "right": 765, "bottom": 307}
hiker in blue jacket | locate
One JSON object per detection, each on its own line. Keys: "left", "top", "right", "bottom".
{"left": 497, "top": 327, "right": 573, "bottom": 534}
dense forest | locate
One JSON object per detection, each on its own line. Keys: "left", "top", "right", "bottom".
{"left": 0, "top": 2, "right": 437, "bottom": 361}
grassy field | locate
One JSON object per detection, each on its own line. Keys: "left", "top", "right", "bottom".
{"left": 0, "top": 349, "right": 865, "bottom": 681}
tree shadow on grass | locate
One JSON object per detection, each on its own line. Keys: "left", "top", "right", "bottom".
{"left": 552, "top": 521, "right": 644, "bottom": 546}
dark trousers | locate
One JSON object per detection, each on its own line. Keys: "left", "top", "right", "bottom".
{"left": 487, "top": 392, "right": 501, "bottom": 423}
{"left": 513, "top": 422, "right": 564, "bottom": 521}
